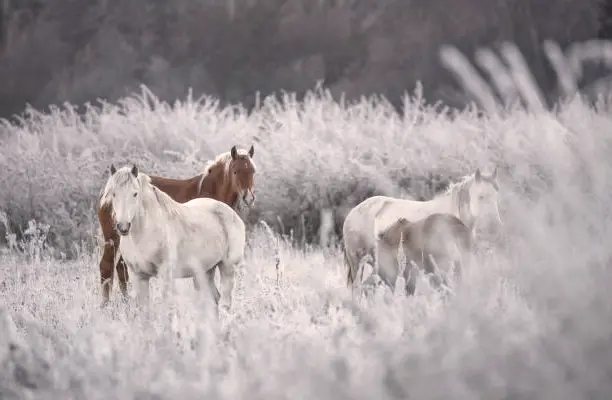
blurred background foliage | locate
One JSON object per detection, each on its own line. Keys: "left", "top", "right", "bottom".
{"left": 0, "top": 0, "right": 609, "bottom": 119}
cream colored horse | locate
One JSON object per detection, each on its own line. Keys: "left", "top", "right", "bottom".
{"left": 343, "top": 168, "right": 501, "bottom": 296}
{"left": 100, "top": 164, "right": 246, "bottom": 312}
{"left": 375, "top": 213, "right": 473, "bottom": 296}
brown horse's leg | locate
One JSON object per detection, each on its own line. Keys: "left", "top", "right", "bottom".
{"left": 116, "top": 256, "right": 129, "bottom": 299}
{"left": 99, "top": 235, "right": 118, "bottom": 306}
{"left": 98, "top": 203, "right": 120, "bottom": 306}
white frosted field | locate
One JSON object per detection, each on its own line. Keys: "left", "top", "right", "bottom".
{"left": 2, "top": 43, "right": 612, "bottom": 399}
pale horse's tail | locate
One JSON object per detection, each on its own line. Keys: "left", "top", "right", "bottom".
{"left": 344, "top": 246, "right": 354, "bottom": 287}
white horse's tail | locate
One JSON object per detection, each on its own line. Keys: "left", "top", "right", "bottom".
{"left": 344, "top": 246, "right": 354, "bottom": 287}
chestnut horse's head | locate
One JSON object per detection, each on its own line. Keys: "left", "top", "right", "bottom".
{"left": 228, "top": 145, "right": 256, "bottom": 206}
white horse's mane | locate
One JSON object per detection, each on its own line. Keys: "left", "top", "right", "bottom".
{"left": 436, "top": 171, "right": 498, "bottom": 226}
{"left": 196, "top": 148, "right": 257, "bottom": 194}
{"left": 100, "top": 168, "right": 133, "bottom": 207}
{"left": 442, "top": 173, "right": 475, "bottom": 205}
{"left": 101, "top": 167, "right": 182, "bottom": 220}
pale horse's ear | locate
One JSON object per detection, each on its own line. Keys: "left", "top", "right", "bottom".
{"left": 474, "top": 168, "right": 482, "bottom": 181}
{"left": 491, "top": 166, "right": 498, "bottom": 180}
{"left": 248, "top": 144, "right": 254, "bottom": 158}
{"left": 110, "top": 164, "right": 117, "bottom": 175}
{"left": 131, "top": 164, "right": 138, "bottom": 177}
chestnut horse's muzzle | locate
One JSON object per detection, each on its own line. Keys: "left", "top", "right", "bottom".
{"left": 242, "top": 189, "right": 255, "bottom": 206}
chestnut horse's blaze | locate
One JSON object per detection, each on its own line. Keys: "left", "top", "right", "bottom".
{"left": 98, "top": 144, "right": 256, "bottom": 305}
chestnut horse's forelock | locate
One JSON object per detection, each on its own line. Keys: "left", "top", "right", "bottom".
{"left": 197, "top": 148, "right": 255, "bottom": 189}
{"left": 195, "top": 146, "right": 256, "bottom": 207}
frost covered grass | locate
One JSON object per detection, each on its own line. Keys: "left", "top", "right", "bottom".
{"left": 2, "top": 203, "right": 612, "bottom": 399}
{"left": 3, "top": 41, "right": 612, "bottom": 398}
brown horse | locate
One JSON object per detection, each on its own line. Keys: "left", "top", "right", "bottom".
{"left": 374, "top": 213, "right": 472, "bottom": 296}
{"left": 97, "top": 145, "right": 256, "bottom": 306}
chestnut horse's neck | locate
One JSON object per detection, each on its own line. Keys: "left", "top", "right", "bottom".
{"left": 198, "top": 162, "right": 238, "bottom": 207}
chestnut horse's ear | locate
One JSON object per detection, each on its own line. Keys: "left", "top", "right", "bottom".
{"left": 131, "top": 164, "right": 138, "bottom": 177}
{"left": 110, "top": 164, "right": 117, "bottom": 175}
{"left": 230, "top": 145, "right": 238, "bottom": 160}
{"left": 248, "top": 145, "right": 254, "bottom": 158}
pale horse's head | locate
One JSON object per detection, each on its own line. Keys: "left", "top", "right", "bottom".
{"left": 104, "top": 164, "right": 143, "bottom": 236}
{"left": 466, "top": 167, "right": 503, "bottom": 232}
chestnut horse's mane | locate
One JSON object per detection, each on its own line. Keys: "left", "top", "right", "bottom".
{"left": 196, "top": 148, "right": 256, "bottom": 195}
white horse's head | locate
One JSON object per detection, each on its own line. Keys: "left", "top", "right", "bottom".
{"left": 465, "top": 167, "right": 502, "bottom": 230}
{"left": 101, "top": 164, "right": 144, "bottom": 236}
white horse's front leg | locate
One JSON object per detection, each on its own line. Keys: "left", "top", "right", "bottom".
{"left": 134, "top": 274, "right": 151, "bottom": 307}
{"left": 217, "top": 262, "right": 235, "bottom": 312}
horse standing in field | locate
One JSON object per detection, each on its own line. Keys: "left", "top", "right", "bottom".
{"left": 375, "top": 213, "right": 473, "bottom": 296}
{"left": 343, "top": 168, "right": 502, "bottom": 296}
{"left": 99, "top": 164, "right": 246, "bottom": 311}
{"left": 97, "top": 145, "right": 256, "bottom": 306}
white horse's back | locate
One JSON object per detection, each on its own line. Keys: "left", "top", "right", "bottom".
{"left": 182, "top": 197, "right": 246, "bottom": 266}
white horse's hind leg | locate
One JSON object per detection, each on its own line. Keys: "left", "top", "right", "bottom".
{"left": 193, "top": 266, "right": 219, "bottom": 308}
{"left": 192, "top": 266, "right": 218, "bottom": 301}
{"left": 206, "top": 267, "right": 221, "bottom": 306}
{"left": 217, "top": 261, "right": 235, "bottom": 312}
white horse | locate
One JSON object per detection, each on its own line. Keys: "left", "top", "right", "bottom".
{"left": 99, "top": 164, "right": 246, "bottom": 311}
{"left": 342, "top": 167, "right": 502, "bottom": 295}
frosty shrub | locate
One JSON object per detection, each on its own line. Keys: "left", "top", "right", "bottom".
{"left": 1, "top": 40, "right": 612, "bottom": 257}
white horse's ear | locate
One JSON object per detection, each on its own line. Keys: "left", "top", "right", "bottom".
{"left": 248, "top": 145, "right": 254, "bottom": 158}
{"left": 475, "top": 168, "right": 482, "bottom": 181}
{"left": 110, "top": 164, "right": 117, "bottom": 175}
{"left": 131, "top": 164, "right": 138, "bottom": 177}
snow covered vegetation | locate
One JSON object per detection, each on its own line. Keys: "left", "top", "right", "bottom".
{"left": 2, "top": 42, "right": 612, "bottom": 399}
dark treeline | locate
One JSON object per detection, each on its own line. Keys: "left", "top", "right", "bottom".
{"left": 0, "top": 0, "right": 605, "bottom": 119}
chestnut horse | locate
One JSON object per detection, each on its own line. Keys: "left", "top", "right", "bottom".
{"left": 98, "top": 145, "right": 256, "bottom": 306}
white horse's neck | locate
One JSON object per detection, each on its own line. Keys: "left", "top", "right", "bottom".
{"left": 434, "top": 180, "right": 476, "bottom": 231}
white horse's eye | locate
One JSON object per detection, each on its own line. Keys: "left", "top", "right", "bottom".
{"left": 133, "top": 192, "right": 138, "bottom": 198}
